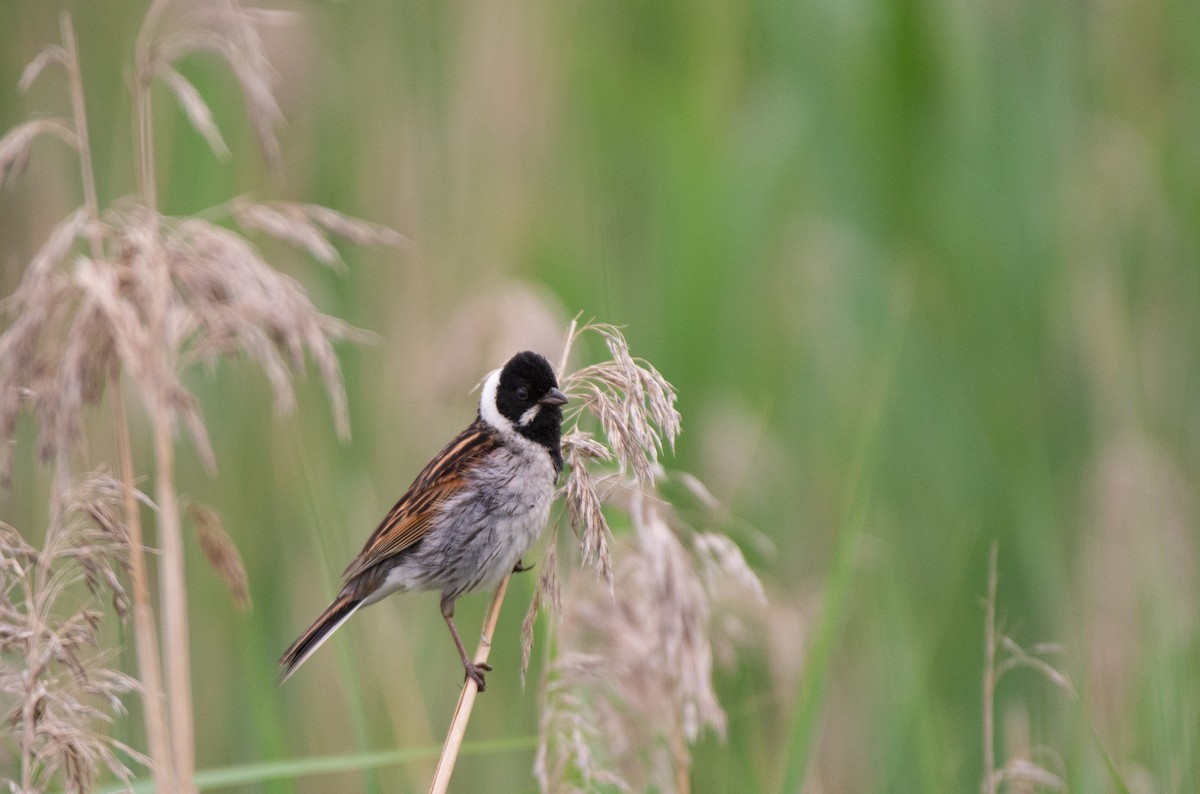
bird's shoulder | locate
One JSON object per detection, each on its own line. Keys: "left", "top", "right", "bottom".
{"left": 341, "top": 420, "right": 502, "bottom": 581}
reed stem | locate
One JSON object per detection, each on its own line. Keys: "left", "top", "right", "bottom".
{"left": 429, "top": 574, "right": 512, "bottom": 794}
{"left": 982, "top": 542, "right": 998, "bottom": 794}
{"left": 131, "top": 3, "right": 196, "bottom": 788}
{"left": 153, "top": 414, "right": 196, "bottom": 794}
{"left": 113, "top": 379, "right": 176, "bottom": 792}
{"left": 62, "top": 13, "right": 175, "bottom": 789}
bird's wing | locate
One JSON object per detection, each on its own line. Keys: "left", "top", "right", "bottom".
{"left": 341, "top": 420, "right": 499, "bottom": 582}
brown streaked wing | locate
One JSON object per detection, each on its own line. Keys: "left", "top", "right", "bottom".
{"left": 341, "top": 421, "right": 499, "bottom": 582}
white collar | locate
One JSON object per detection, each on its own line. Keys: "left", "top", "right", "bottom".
{"left": 479, "top": 368, "right": 514, "bottom": 435}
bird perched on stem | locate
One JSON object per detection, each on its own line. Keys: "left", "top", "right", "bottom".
{"left": 279, "top": 351, "right": 567, "bottom": 691}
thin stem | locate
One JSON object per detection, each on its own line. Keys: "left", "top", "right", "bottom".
{"left": 982, "top": 542, "right": 998, "bottom": 794}
{"left": 21, "top": 575, "right": 36, "bottom": 792}
{"left": 135, "top": 84, "right": 156, "bottom": 214}
{"left": 63, "top": 12, "right": 175, "bottom": 788}
{"left": 134, "top": 0, "right": 169, "bottom": 214}
{"left": 60, "top": 13, "right": 102, "bottom": 245}
{"left": 133, "top": 3, "right": 196, "bottom": 789}
{"left": 671, "top": 723, "right": 691, "bottom": 794}
{"left": 429, "top": 574, "right": 512, "bottom": 794}
{"left": 557, "top": 314, "right": 580, "bottom": 377}
{"left": 113, "top": 374, "right": 176, "bottom": 792}
{"left": 154, "top": 413, "right": 197, "bottom": 794}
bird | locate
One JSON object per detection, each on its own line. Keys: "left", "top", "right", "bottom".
{"left": 279, "top": 350, "right": 567, "bottom": 691}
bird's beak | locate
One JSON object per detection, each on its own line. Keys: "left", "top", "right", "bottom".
{"left": 540, "top": 388, "right": 568, "bottom": 407}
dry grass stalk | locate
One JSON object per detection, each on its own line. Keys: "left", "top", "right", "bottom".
{"left": 111, "top": 372, "right": 175, "bottom": 791}
{"left": 2, "top": 2, "right": 400, "bottom": 790}
{"left": 428, "top": 575, "right": 513, "bottom": 794}
{"left": 983, "top": 544, "right": 998, "bottom": 794}
{"left": 981, "top": 544, "right": 1140, "bottom": 793}
{"left": 0, "top": 473, "right": 149, "bottom": 793}
{"left": 981, "top": 543, "right": 1072, "bottom": 794}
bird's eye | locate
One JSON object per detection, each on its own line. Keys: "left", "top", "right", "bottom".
{"left": 516, "top": 386, "right": 530, "bottom": 401}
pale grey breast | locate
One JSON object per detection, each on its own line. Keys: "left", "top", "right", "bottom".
{"left": 397, "top": 441, "right": 557, "bottom": 598}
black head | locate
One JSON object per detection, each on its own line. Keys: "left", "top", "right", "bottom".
{"left": 482, "top": 351, "right": 567, "bottom": 458}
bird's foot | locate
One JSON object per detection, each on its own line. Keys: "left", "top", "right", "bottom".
{"left": 464, "top": 660, "right": 493, "bottom": 691}
{"left": 513, "top": 559, "right": 535, "bottom": 573}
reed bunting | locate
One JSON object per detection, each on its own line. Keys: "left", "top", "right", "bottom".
{"left": 279, "top": 351, "right": 567, "bottom": 691}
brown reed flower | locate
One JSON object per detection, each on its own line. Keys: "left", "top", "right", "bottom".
{"left": 142, "top": 0, "right": 288, "bottom": 169}
{"left": 554, "top": 321, "right": 683, "bottom": 587}
{"left": 521, "top": 320, "right": 682, "bottom": 670}
{"left": 189, "top": 503, "right": 251, "bottom": 612}
{"left": 535, "top": 490, "right": 765, "bottom": 793}
{"left": 0, "top": 473, "right": 149, "bottom": 793}
{"left": 510, "top": 320, "right": 767, "bottom": 792}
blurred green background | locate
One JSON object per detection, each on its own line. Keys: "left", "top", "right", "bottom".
{"left": 2, "top": 0, "right": 1199, "bottom": 791}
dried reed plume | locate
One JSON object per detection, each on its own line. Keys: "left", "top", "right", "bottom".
{"left": 0, "top": 473, "right": 148, "bottom": 793}
{"left": 534, "top": 484, "right": 765, "bottom": 793}
{"left": 533, "top": 321, "right": 764, "bottom": 792}
{"left": 189, "top": 503, "right": 251, "bottom": 612}
{"left": 432, "top": 320, "right": 764, "bottom": 793}
{"left": 1, "top": 3, "right": 400, "bottom": 790}
{"left": 548, "top": 321, "right": 682, "bottom": 589}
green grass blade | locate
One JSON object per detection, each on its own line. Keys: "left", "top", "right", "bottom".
{"left": 96, "top": 736, "right": 538, "bottom": 793}
{"left": 776, "top": 297, "right": 908, "bottom": 793}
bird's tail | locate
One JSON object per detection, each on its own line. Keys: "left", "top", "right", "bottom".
{"left": 278, "top": 594, "right": 362, "bottom": 683}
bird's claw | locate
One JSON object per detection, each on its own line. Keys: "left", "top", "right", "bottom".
{"left": 513, "top": 559, "right": 535, "bottom": 573}
{"left": 464, "top": 661, "right": 493, "bottom": 691}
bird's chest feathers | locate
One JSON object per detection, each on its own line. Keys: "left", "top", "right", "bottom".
{"left": 469, "top": 442, "right": 556, "bottom": 527}
{"left": 415, "top": 441, "right": 555, "bottom": 596}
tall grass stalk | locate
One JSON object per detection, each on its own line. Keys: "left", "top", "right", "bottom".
{"left": 128, "top": 7, "right": 196, "bottom": 780}
{"left": 61, "top": 11, "right": 177, "bottom": 789}
{"left": 980, "top": 543, "right": 1130, "bottom": 793}
{"left": 980, "top": 543, "right": 1071, "bottom": 791}
{"left": 151, "top": 417, "right": 193, "bottom": 791}
{"left": 982, "top": 543, "right": 998, "bottom": 794}
{"left": 113, "top": 379, "right": 175, "bottom": 791}
{"left": 429, "top": 575, "right": 512, "bottom": 794}
{"left": 777, "top": 292, "right": 904, "bottom": 793}
{"left": 130, "top": 7, "right": 194, "bottom": 783}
